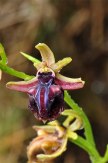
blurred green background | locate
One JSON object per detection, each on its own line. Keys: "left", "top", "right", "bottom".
{"left": 0, "top": 0, "right": 108, "bottom": 162}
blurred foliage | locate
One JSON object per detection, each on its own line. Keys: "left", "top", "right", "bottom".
{"left": 0, "top": 106, "right": 23, "bottom": 137}
{"left": 0, "top": 0, "right": 108, "bottom": 162}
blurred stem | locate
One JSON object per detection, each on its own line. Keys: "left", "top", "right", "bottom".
{"left": 70, "top": 137, "right": 108, "bottom": 163}
{"left": 64, "top": 91, "right": 108, "bottom": 163}
{"left": 70, "top": 136, "right": 102, "bottom": 163}
{"left": 0, "top": 44, "right": 35, "bottom": 80}
{"left": 64, "top": 91, "right": 95, "bottom": 146}
{"left": 0, "top": 62, "right": 34, "bottom": 80}
{"left": 0, "top": 43, "right": 7, "bottom": 64}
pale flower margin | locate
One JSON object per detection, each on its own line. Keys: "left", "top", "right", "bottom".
{"left": 6, "top": 43, "right": 85, "bottom": 121}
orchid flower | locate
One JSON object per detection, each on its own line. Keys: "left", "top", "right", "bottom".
{"left": 27, "top": 115, "right": 83, "bottom": 163}
{"left": 27, "top": 121, "right": 67, "bottom": 163}
{"left": 6, "top": 43, "right": 85, "bottom": 121}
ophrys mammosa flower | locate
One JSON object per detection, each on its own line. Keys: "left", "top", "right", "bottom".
{"left": 6, "top": 43, "right": 85, "bottom": 121}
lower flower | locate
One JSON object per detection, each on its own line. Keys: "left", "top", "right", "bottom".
{"left": 27, "top": 121, "right": 67, "bottom": 163}
{"left": 27, "top": 112, "right": 83, "bottom": 163}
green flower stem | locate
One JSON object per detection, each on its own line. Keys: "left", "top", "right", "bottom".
{"left": 64, "top": 91, "right": 95, "bottom": 147}
{"left": 0, "top": 44, "right": 7, "bottom": 64}
{"left": 69, "top": 136, "right": 101, "bottom": 163}
{"left": 70, "top": 137, "right": 108, "bottom": 163}
{"left": 0, "top": 62, "right": 34, "bottom": 80}
{"left": 103, "top": 145, "right": 108, "bottom": 163}
{"left": 0, "top": 44, "right": 38, "bottom": 80}
{"left": 64, "top": 91, "right": 108, "bottom": 163}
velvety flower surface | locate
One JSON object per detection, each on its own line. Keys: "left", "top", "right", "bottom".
{"left": 6, "top": 43, "right": 85, "bottom": 121}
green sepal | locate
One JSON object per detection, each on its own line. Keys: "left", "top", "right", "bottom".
{"left": 20, "top": 52, "right": 41, "bottom": 64}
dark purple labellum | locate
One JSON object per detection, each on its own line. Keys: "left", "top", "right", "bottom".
{"left": 28, "top": 72, "right": 64, "bottom": 121}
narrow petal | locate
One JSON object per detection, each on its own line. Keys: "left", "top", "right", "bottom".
{"left": 35, "top": 43, "right": 55, "bottom": 66}
{"left": 51, "top": 57, "right": 72, "bottom": 72}
{"left": 6, "top": 77, "right": 38, "bottom": 93}
{"left": 55, "top": 73, "right": 85, "bottom": 90}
